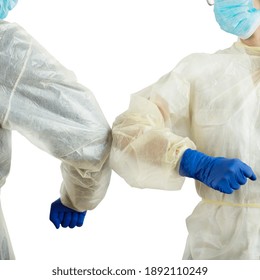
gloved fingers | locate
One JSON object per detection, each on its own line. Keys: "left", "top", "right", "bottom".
{"left": 220, "top": 185, "right": 233, "bottom": 194}
{"left": 52, "top": 219, "right": 61, "bottom": 229}
{"left": 77, "top": 211, "right": 87, "bottom": 227}
{"left": 58, "top": 212, "right": 65, "bottom": 223}
{"left": 49, "top": 198, "right": 87, "bottom": 228}
{"left": 50, "top": 201, "right": 62, "bottom": 229}
{"left": 49, "top": 211, "right": 61, "bottom": 229}
{"left": 230, "top": 182, "right": 241, "bottom": 191}
{"left": 235, "top": 171, "right": 247, "bottom": 185}
{"left": 69, "top": 212, "right": 79, "bottom": 228}
{"left": 241, "top": 163, "right": 257, "bottom": 181}
{"left": 51, "top": 211, "right": 65, "bottom": 229}
{"left": 61, "top": 212, "right": 72, "bottom": 228}
{"left": 212, "top": 179, "right": 233, "bottom": 194}
{"left": 62, "top": 211, "right": 86, "bottom": 228}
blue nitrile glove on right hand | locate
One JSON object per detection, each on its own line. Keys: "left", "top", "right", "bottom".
{"left": 49, "top": 198, "right": 87, "bottom": 229}
{"left": 179, "top": 149, "right": 257, "bottom": 194}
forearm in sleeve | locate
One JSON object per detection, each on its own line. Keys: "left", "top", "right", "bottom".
{"left": 111, "top": 93, "right": 195, "bottom": 190}
{"left": 1, "top": 23, "right": 112, "bottom": 211}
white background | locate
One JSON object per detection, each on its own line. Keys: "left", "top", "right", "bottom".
{"left": 1, "top": 0, "right": 259, "bottom": 279}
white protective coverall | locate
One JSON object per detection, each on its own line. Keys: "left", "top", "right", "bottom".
{"left": 111, "top": 41, "right": 260, "bottom": 260}
{"left": 0, "top": 21, "right": 111, "bottom": 260}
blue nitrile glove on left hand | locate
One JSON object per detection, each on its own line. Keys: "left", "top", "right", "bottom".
{"left": 50, "top": 198, "right": 87, "bottom": 229}
{"left": 179, "top": 149, "right": 257, "bottom": 194}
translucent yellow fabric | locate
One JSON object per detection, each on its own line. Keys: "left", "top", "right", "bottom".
{"left": 111, "top": 41, "right": 260, "bottom": 259}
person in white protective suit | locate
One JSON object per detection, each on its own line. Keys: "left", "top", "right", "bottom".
{"left": 110, "top": 0, "right": 260, "bottom": 260}
{"left": 0, "top": 1, "right": 111, "bottom": 259}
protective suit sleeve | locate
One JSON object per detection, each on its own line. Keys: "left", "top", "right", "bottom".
{"left": 110, "top": 70, "right": 196, "bottom": 190}
{"left": 0, "top": 129, "right": 12, "bottom": 189}
{"left": 0, "top": 22, "right": 111, "bottom": 211}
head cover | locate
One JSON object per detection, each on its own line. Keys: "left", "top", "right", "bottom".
{"left": 0, "top": 0, "right": 18, "bottom": 19}
{"left": 214, "top": 0, "right": 260, "bottom": 39}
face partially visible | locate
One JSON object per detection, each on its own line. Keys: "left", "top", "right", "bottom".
{"left": 254, "top": 0, "right": 260, "bottom": 9}
{"left": 241, "top": 0, "right": 260, "bottom": 45}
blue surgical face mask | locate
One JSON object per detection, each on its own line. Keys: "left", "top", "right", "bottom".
{"left": 214, "top": 0, "right": 260, "bottom": 39}
{"left": 0, "top": 0, "right": 18, "bottom": 19}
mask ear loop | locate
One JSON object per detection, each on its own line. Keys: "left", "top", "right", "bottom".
{"left": 206, "top": 0, "right": 214, "bottom": 6}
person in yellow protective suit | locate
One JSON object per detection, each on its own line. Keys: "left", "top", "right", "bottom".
{"left": 110, "top": 0, "right": 260, "bottom": 260}
{"left": 0, "top": 1, "right": 111, "bottom": 259}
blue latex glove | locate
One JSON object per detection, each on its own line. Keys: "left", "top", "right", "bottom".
{"left": 214, "top": 0, "right": 260, "bottom": 39}
{"left": 50, "top": 198, "right": 87, "bottom": 229}
{"left": 179, "top": 149, "right": 257, "bottom": 194}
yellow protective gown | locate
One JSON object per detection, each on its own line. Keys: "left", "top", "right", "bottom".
{"left": 111, "top": 41, "right": 260, "bottom": 260}
{"left": 0, "top": 21, "right": 111, "bottom": 259}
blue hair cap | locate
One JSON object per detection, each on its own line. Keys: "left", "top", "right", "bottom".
{"left": 0, "top": 0, "right": 18, "bottom": 19}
